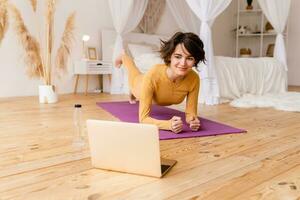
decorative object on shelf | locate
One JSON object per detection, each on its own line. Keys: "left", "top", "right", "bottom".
{"left": 240, "top": 48, "right": 252, "bottom": 57}
{"left": 237, "top": 25, "right": 251, "bottom": 35}
{"left": 0, "top": 0, "right": 9, "bottom": 45}
{"left": 266, "top": 44, "right": 274, "bottom": 57}
{"left": 82, "top": 34, "right": 90, "bottom": 59}
{"left": 265, "top": 22, "right": 275, "bottom": 33}
{"left": 87, "top": 47, "right": 97, "bottom": 60}
{"left": 9, "top": 0, "right": 76, "bottom": 103}
{"left": 246, "top": 0, "right": 253, "bottom": 10}
{"left": 236, "top": 0, "right": 288, "bottom": 58}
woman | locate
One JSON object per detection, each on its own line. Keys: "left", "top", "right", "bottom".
{"left": 115, "top": 32, "right": 205, "bottom": 133}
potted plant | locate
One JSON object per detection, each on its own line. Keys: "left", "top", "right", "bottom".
{"left": 9, "top": 0, "right": 76, "bottom": 103}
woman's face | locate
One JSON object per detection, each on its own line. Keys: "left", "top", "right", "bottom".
{"left": 169, "top": 43, "right": 195, "bottom": 78}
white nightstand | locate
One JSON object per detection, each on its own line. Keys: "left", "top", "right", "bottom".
{"left": 73, "top": 60, "right": 112, "bottom": 95}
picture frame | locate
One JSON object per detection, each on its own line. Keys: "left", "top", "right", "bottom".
{"left": 87, "top": 47, "right": 98, "bottom": 60}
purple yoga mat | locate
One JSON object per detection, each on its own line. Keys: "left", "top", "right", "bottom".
{"left": 97, "top": 101, "right": 246, "bottom": 140}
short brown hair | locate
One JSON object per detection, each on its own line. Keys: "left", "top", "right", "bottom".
{"left": 159, "top": 32, "right": 205, "bottom": 68}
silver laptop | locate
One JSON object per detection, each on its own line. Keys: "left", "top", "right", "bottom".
{"left": 86, "top": 120, "right": 176, "bottom": 178}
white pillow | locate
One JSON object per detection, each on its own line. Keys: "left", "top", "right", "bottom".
{"left": 134, "top": 52, "right": 164, "bottom": 73}
{"left": 128, "top": 43, "right": 158, "bottom": 58}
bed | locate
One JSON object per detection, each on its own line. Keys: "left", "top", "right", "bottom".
{"left": 215, "top": 56, "right": 287, "bottom": 102}
{"left": 101, "top": 30, "right": 287, "bottom": 103}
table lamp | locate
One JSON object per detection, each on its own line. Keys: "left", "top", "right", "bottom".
{"left": 82, "top": 34, "right": 90, "bottom": 59}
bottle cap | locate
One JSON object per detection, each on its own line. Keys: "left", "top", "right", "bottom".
{"left": 74, "top": 104, "right": 82, "bottom": 108}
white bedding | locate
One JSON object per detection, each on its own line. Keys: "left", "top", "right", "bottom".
{"left": 215, "top": 56, "right": 287, "bottom": 101}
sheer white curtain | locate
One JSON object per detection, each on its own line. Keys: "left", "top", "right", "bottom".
{"left": 258, "top": 0, "right": 290, "bottom": 71}
{"left": 109, "top": 0, "right": 148, "bottom": 94}
{"left": 186, "top": 0, "right": 232, "bottom": 105}
{"left": 166, "top": 0, "right": 200, "bottom": 34}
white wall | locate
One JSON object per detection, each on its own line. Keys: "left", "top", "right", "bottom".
{"left": 0, "top": 0, "right": 113, "bottom": 97}
{"left": 287, "top": 0, "right": 300, "bottom": 86}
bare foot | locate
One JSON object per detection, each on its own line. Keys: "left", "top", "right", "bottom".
{"left": 129, "top": 99, "right": 137, "bottom": 104}
{"left": 114, "top": 54, "right": 122, "bottom": 68}
{"left": 129, "top": 93, "right": 137, "bottom": 104}
{"left": 114, "top": 49, "right": 125, "bottom": 68}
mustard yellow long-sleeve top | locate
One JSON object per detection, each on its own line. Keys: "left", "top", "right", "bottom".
{"left": 121, "top": 54, "right": 200, "bottom": 131}
{"left": 139, "top": 64, "right": 200, "bottom": 131}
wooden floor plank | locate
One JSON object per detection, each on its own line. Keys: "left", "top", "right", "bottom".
{"left": 1, "top": 122, "right": 299, "bottom": 199}
{"left": 232, "top": 164, "right": 300, "bottom": 200}
{"left": 0, "top": 88, "right": 299, "bottom": 200}
{"left": 166, "top": 145, "right": 300, "bottom": 200}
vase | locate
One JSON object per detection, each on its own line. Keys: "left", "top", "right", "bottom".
{"left": 38, "top": 85, "right": 58, "bottom": 103}
{"left": 246, "top": 0, "right": 253, "bottom": 10}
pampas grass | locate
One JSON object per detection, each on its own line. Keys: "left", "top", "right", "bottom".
{"left": 28, "top": 0, "right": 37, "bottom": 12}
{"left": 55, "top": 12, "right": 75, "bottom": 75}
{"left": 9, "top": 4, "right": 43, "bottom": 78}
{"left": 0, "top": 0, "right": 9, "bottom": 45}
{"left": 9, "top": 0, "right": 76, "bottom": 85}
{"left": 45, "top": 0, "right": 56, "bottom": 85}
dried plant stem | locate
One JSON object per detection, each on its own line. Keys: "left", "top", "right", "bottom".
{"left": 45, "top": 0, "right": 56, "bottom": 85}
{"left": 28, "top": 0, "right": 37, "bottom": 12}
{"left": 0, "top": 0, "right": 9, "bottom": 44}
{"left": 9, "top": 4, "right": 44, "bottom": 78}
{"left": 55, "top": 12, "right": 75, "bottom": 74}
{"left": 9, "top": 0, "right": 75, "bottom": 86}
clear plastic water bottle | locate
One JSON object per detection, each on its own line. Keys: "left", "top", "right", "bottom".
{"left": 73, "top": 104, "right": 85, "bottom": 147}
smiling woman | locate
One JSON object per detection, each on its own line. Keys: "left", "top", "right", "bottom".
{"left": 115, "top": 32, "right": 205, "bottom": 134}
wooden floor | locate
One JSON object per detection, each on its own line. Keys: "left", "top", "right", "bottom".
{"left": 0, "top": 89, "right": 300, "bottom": 200}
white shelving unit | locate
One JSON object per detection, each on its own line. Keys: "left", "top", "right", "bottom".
{"left": 235, "top": 0, "right": 287, "bottom": 57}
